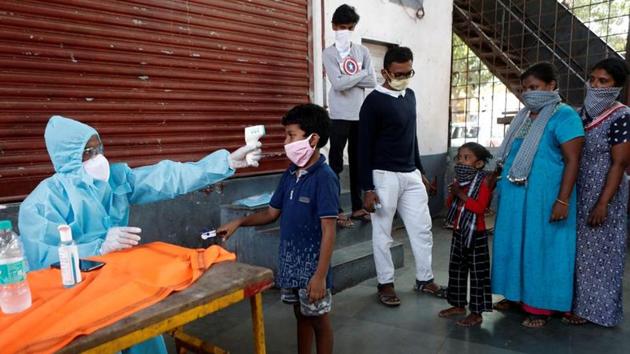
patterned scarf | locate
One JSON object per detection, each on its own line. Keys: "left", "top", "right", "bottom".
{"left": 445, "top": 166, "right": 486, "bottom": 248}
{"left": 496, "top": 90, "right": 561, "bottom": 184}
{"left": 581, "top": 82, "right": 623, "bottom": 121}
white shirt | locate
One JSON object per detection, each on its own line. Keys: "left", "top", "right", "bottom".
{"left": 375, "top": 84, "right": 407, "bottom": 98}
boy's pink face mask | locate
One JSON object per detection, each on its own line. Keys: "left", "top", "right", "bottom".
{"left": 284, "top": 134, "right": 314, "bottom": 167}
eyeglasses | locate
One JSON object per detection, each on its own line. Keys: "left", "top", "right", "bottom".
{"left": 83, "top": 143, "right": 104, "bottom": 160}
{"left": 388, "top": 69, "right": 415, "bottom": 79}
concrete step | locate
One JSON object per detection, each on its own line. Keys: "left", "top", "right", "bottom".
{"left": 228, "top": 222, "right": 405, "bottom": 293}
{"left": 257, "top": 222, "right": 368, "bottom": 250}
{"left": 332, "top": 240, "right": 404, "bottom": 293}
{"left": 257, "top": 214, "right": 404, "bottom": 250}
{"left": 220, "top": 188, "right": 407, "bottom": 294}
{"left": 220, "top": 189, "right": 356, "bottom": 232}
{"left": 230, "top": 234, "right": 404, "bottom": 294}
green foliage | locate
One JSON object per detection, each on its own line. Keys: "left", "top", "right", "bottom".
{"left": 562, "top": 0, "right": 629, "bottom": 54}
{"left": 451, "top": 35, "right": 495, "bottom": 100}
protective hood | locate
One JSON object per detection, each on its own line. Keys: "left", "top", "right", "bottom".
{"left": 45, "top": 115, "right": 98, "bottom": 174}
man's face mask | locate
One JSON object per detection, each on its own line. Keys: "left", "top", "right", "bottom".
{"left": 386, "top": 69, "right": 415, "bottom": 91}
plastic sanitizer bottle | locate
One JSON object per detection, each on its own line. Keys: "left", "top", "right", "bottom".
{"left": 57, "top": 224, "right": 82, "bottom": 288}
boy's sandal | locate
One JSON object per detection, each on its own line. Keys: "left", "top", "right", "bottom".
{"left": 562, "top": 313, "right": 588, "bottom": 325}
{"left": 336, "top": 214, "right": 355, "bottom": 228}
{"left": 350, "top": 209, "right": 371, "bottom": 222}
{"left": 521, "top": 315, "right": 550, "bottom": 328}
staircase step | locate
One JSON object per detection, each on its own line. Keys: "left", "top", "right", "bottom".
{"left": 332, "top": 240, "right": 404, "bottom": 293}
{"left": 479, "top": 51, "right": 520, "bottom": 62}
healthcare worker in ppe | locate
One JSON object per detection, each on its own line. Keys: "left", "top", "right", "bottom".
{"left": 18, "top": 115, "right": 262, "bottom": 354}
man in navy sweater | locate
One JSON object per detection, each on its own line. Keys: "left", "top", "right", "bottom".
{"left": 359, "top": 46, "right": 444, "bottom": 307}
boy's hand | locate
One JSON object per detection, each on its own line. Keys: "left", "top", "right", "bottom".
{"left": 307, "top": 274, "right": 326, "bottom": 303}
{"left": 217, "top": 219, "right": 242, "bottom": 241}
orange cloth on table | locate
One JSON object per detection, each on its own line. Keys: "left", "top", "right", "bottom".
{"left": 0, "top": 242, "right": 235, "bottom": 354}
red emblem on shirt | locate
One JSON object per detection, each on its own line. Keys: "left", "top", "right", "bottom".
{"left": 341, "top": 56, "right": 359, "bottom": 75}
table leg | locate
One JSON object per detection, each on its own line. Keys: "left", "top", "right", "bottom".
{"left": 250, "top": 293, "right": 266, "bottom": 354}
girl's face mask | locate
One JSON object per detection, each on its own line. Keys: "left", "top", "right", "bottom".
{"left": 284, "top": 134, "right": 315, "bottom": 167}
{"left": 454, "top": 163, "right": 478, "bottom": 185}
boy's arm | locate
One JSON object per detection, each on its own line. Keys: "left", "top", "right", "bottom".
{"left": 307, "top": 217, "right": 336, "bottom": 302}
{"left": 218, "top": 206, "right": 280, "bottom": 240}
{"left": 323, "top": 48, "right": 369, "bottom": 91}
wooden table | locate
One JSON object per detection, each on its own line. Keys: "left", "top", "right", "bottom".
{"left": 60, "top": 262, "right": 274, "bottom": 354}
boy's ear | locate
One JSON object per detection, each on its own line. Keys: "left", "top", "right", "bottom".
{"left": 309, "top": 133, "right": 320, "bottom": 148}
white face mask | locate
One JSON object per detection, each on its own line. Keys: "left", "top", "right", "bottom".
{"left": 83, "top": 154, "right": 110, "bottom": 181}
{"left": 334, "top": 30, "right": 352, "bottom": 53}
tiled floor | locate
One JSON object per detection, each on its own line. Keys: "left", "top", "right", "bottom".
{"left": 167, "top": 226, "right": 630, "bottom": 354}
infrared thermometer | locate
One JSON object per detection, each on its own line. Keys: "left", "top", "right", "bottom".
{"left": 244, "top": 125, "right": 266, "bottom": 166}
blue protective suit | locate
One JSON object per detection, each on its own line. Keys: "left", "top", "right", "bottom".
{"left": 18, "top": 115, "right": 235, "bottom": 354}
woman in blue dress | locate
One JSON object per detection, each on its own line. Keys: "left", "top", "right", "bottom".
{"left": 491, "top": 63, "right": 585, "bottom": 328}
{"left": 565, "top": 58, "right": 630, "bottom": 327}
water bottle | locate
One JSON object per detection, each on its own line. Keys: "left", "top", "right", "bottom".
{"left": 58, "top": 225, "right": 82, "bottom": 287}
{"left": 0, "top": 219, "right": 32, "bottom": 314}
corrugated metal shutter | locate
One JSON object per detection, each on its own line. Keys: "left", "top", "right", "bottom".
{"left": 0, "top": 0, "right": 311, "bottom": 202}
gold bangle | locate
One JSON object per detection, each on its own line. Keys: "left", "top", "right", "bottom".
{"left": 555, "top": 199, "right": 569, "bottom": 206}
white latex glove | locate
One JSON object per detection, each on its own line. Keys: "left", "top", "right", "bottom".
{"left": 229, "top": 142, "right": 262, "bottom": 169}
{"left": 100, "top": 226, "right": 142, "bottom": 255}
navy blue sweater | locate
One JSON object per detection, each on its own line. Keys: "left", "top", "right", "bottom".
{"left": 358, "top": 88, "right": 425, "bottom": 191}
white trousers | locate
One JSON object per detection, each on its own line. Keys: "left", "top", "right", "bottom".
{"left": 372, "top": 169, "right": 434, "bottom": 284}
